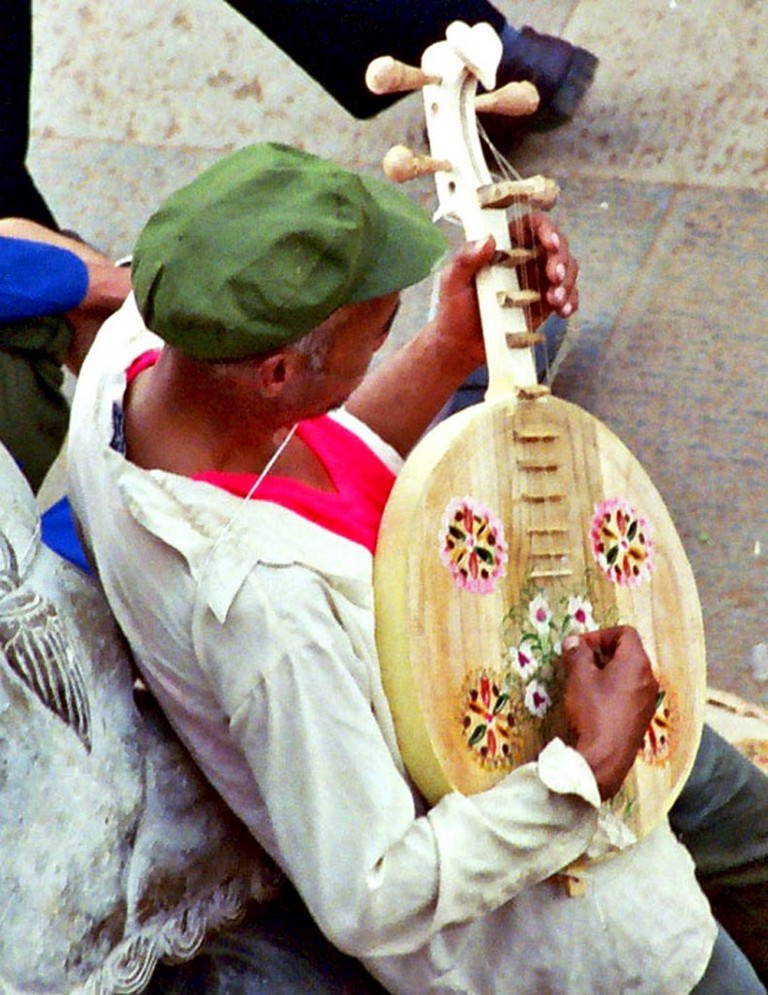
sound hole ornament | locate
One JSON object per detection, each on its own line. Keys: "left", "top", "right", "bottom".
{"left": 438, "top": 496, "right": 508, "bottom": 594}
{"left": 641, "top": 682, "right": 678, "bottom": 767}
{"left": 590, "top": 497, "right": 654, "bottom": 587}
{"left": 461, "top": 668, "right": 523, "bottom": 770}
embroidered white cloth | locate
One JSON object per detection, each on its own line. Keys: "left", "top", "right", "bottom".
{"left": 67, "top": 296, "right": 717, "bottom": 995}
{"left": 0, "top": 440, "right": 275, "bottom": 995}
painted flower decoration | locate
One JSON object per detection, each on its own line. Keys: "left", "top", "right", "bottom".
{"left": 640, "top": 686, "right": 677, "bottom": 767}
{"left": 506, "top": 641, "right": 541, "bottom": 680}
{"left": 500, "top": 586, "right": 611, "bottom": 733}
{"left": 439, "top": 497, "right": 508, "bottom": 594}
{"left": 525, "top": 680, "right": 551, "bottom": 719}
{"left": 463, "top": 670, "right": 519, "bottom": 769}
{"left": 590, "top": 497, "right": 653, "bottom": 587}
{"left": 565, "top": 595, "right": 598, "bottom": 635}
{"left": 528, "top": 593, "right": 553, "bottom": 635}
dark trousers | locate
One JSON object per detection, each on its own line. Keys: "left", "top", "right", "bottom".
{"left": 223, "top": 0, "right": 506, "bottom": 118}
{"left": 673, "top": 726, "right": 768, "bottom": 990}
{"left": 0, "top": 0, "right": 56, "bottom": 226}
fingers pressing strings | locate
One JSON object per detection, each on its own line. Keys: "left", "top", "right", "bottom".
{"left": 478, "top": 118, "right": 554, "bottom": 387}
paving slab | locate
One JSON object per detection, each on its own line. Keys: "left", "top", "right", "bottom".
{"left": 29, "top": 0, "right": 432, "bottom": 254}
{"left": 514, "top": 0, "right": 768, "bottom": 191}
{"left": 555, "top": 181, "right": 768, "bottom": 701}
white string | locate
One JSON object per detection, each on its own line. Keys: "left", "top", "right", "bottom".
{"left": 476, "top": 118, "right": 521, "bottom": 182}
{"left": 477, "top": 120, "right": 555, "bottom": 387}
{"left": 209, "top": 422, "right": 298, "bottom": 554}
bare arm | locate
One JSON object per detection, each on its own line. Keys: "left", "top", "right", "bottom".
{"left": 0, "top": 218, "right": 131, "bottom": 373}
{"left": 62, "top": 264, "right": 132, "bottom": 373}
{"left": 0, "top": 218, "right": 109, "bottom": 265}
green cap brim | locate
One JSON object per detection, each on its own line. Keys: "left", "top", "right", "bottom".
{"left": 132, "top": 143, "right": 447, "bottom": 360}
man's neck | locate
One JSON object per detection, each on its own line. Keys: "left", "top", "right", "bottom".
{"left": 123, "top": 348, "right": 279, "bottom": 476}
{"left": 122, "top": 348, "right": 335, "bottom": 490}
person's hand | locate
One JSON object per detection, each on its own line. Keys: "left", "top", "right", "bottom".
{"left": 513, "top": 210, "right": 579, "bottom": 328}
{"left": 561, "top": 626, "right": 659, "bottom": 800}
{"left": 63, "top": 260, "right": 132, "bottom": 373}
{"left": 431, "top": 236, "right": 497, "bottom": 377}
{"left": 0, "top": 217, "right": 131, "bottom": 372}
{"left": 431, "top": 211, "right": 579, "bottom": 372}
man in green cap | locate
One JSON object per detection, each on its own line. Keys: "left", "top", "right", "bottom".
{"left": 66, "top": 144, "right": 764, "bottom": 994}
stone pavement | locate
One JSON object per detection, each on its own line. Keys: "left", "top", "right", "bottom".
{"left": 28, "top": 0, "right": 767, "bottom": 703}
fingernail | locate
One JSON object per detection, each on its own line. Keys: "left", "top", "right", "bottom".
{"left": 555, "top": 263, "right": 566, "bottom": 282}
{"left": 563, "top": 635, "right": 580, "bottom": 651}
{"left": 561, "top": 302, "right": 573, "bottom": 317}
{"left": 550, "top": 232, "right": 561, "bottom": 249}
{"left": 552, "top": 286, "right": 566, "bottom": 304}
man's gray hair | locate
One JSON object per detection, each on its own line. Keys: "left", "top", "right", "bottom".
{"left": 289, "top": 321, "right": 336, "bottom": 372}
{"left": 204, "top": 319, "right": 335, "bottom": 377}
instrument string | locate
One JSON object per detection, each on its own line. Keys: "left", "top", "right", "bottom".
{"left": 478, "top": 123, "right": 551, "bottom": 386}
{"left": 206, "top": 422, "right": 298, "bottom": 562}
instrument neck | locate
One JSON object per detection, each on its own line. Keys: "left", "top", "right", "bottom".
{"left": 475, "top": 222, "right": 539, "bottom": 401}
{"left": 421, "top": 60, "right": 540, "bottom": 402}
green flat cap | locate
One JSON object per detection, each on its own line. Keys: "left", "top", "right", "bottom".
{"left": 132, "top": 143, "right": 447, "bottom": 360}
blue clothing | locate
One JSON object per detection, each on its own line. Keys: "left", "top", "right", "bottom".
{"left": 0, "top": 237, "right": 88, "bottom": 321}
{"left": 41, "top": 496, "right": 91, "bottom": 574}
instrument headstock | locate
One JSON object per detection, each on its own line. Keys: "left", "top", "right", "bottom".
{"left": 367, "top": 21, "right": 559, "bottom": 401}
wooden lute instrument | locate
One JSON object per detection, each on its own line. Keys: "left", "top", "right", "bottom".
{"left": 370, "top": 22, "right": 706, "bottom": 850}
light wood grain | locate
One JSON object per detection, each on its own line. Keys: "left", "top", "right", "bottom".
{"left": 375, "top": 395, "right": 706, "bottom": 841}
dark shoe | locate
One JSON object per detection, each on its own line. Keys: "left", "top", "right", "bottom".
{"left": 497, "top": 26, "right": 598, "bottom": 133}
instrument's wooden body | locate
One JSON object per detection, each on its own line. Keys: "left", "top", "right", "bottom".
{"left": 371, "top": 21, "right": 706, "bottom": 848}
{"left": 375, "top": 394, "right": 707, "bottom": 839}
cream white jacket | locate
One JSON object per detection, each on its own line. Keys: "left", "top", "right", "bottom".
{"left": 68, "top": 296, "right": 716, "bottom": 994}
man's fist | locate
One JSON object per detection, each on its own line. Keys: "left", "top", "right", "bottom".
{"left": 561, "top": 626, "right": 659, "bottom": 800}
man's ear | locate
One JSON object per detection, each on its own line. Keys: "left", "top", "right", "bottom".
{"left": 256, "top": 349, "right": 302, "bottom": 396}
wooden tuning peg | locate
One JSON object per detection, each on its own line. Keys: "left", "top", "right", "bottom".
{"left": 365, "top": 56, "right": 440, "bottom": 95}
{"left": 491, "top": 247, "right": 539, "bottom": 267}
{"left": 382, "top": 145, "right": 452, "bottom": 183}
{"left": 478, "top": 175, "right": 560, "bottom": 211}
{"left": 475, "top": 80, "right": 540, "bottom": 117}
{"left": 497, "top": 289, "right": 542, "bottom": 308}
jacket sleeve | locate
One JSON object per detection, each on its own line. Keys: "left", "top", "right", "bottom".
{"left": 222, "top": 0, "right": 507, "bottom": 118}
{"left": 196, "top": 564, "right": 601, "bottom": 960}
{"left": 0, "top": 237, "right": 88, "bottom": 321}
